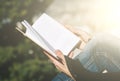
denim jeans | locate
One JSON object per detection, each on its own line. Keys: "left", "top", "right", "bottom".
{"left": 52, "top": 72, "right": 74, "bottom": 81}
{"left": 52, "top": 33, "right": 120, "bottom": 81}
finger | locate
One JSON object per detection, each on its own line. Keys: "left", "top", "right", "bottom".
{"left": 55, "top": 64, "right": 67, "bottom": 73}
{"left": 55, "top": 64, "right": 72, "bottom": 77}
{"left": 44, "top": 51, "right": 72, "bottom": 78}
{"left": 54, "top": 50, "right": 65, "bottom": 62}
{"left": 79, "top": 42, "right": 86, "bottom": 49}
{"left": 68, "top": 52, "right": 74, "bottom": 58}
{"left": 64, "top": 24, "right": 73, "bottom": 30}
{"left": 53, "top": 58, "right": 65, "bottom": 71}
{"left": 53, "top": 60, "right": 68, "bottom": 73}
{"left": 55, "top": 50, "right": 64, "bottom": 58}
{"left": 43, "top": 51, "right": 57, "bottom": 63}
{"left": 54, "top": 50, "right": 70, "bottom": 69}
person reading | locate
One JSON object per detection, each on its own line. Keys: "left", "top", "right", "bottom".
{"left": 44, "top": 26, "right": 120, "bottom": 81}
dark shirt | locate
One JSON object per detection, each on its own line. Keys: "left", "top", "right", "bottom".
{"left": 65, "top": 56, "right": 120, "bottom": 81}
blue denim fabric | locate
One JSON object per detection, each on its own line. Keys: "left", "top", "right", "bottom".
{"left": 52, "top": 72, "right": 74, "bottom": 81}
{"left": 52, "top": 33, "right": 120, "bottom": 81}
{"left": 76, "top": 34, "right": 120, "bottom": 72}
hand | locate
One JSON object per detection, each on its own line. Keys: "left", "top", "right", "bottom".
{"left": 65, "top": 25, "right": 92, "bottom": 49}
{"left": 65, "top": 25, "right": 91, "bottom": 42}
{"left": 44, "top": 50, "right": 74, "bottom": 79}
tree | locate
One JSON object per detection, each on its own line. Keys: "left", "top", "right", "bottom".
{"left": 0, "top": 0, "right": 53, "bottom": 46}
{"left": 0, "top": 0, "right": 58, "bottom": 81}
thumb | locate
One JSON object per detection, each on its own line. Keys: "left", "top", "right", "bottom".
{"left": 54, "top": 50, "right": 64, "bottom": 60}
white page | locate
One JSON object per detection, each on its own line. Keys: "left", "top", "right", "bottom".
{"left": 32, "top": 13, "right": 80, "bottom": 55}
{"left": 21, "top": 21, "right": 57, "bottom": 58}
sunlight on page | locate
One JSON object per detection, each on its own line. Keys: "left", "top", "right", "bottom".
{"left": 22, "top": 20, "right": 57, "bottom": 58}
{"left": 32, "top": 13, "right": 80, "bottom": 56}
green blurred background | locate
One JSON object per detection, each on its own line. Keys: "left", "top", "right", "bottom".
{"left": 0, "top": 0, "right": 58, "bottom": 81}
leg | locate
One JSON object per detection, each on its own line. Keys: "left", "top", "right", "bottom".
{"left": 52, "top": 72, "right": 74, "bottom": 81}
{"left": 52, "top": 33, "right": 120, "bottom": 81}
{"left": 75, "top": 33, "right": 120, "bottom": 72}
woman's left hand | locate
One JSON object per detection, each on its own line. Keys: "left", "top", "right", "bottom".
{"left": 44, "top": 50, "right": 74, "bottom": 79}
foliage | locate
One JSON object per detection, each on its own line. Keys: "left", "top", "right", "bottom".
{"left": 0, "top": 39, "right": 58, "bottom": 81}
{"left": 0, "top": 0, "right": 54, "bottom": 46}
{"left": 0, "top": 0, "right": 58, "bottom": 81}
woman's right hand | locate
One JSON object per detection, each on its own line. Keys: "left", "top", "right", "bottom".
{"left": 64, "top": 25, "right": 92, "bottom": 49}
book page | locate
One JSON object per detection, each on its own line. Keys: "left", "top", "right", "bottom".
{"left": 21, "top": 21, "right": 57, "bottom": 58}
{"left": 32, "top": 13, "right": 80, "bottom": 56}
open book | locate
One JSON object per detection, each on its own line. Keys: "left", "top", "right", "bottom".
{"left": 16, "top": 13, "right": 81, "bottom": 59}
